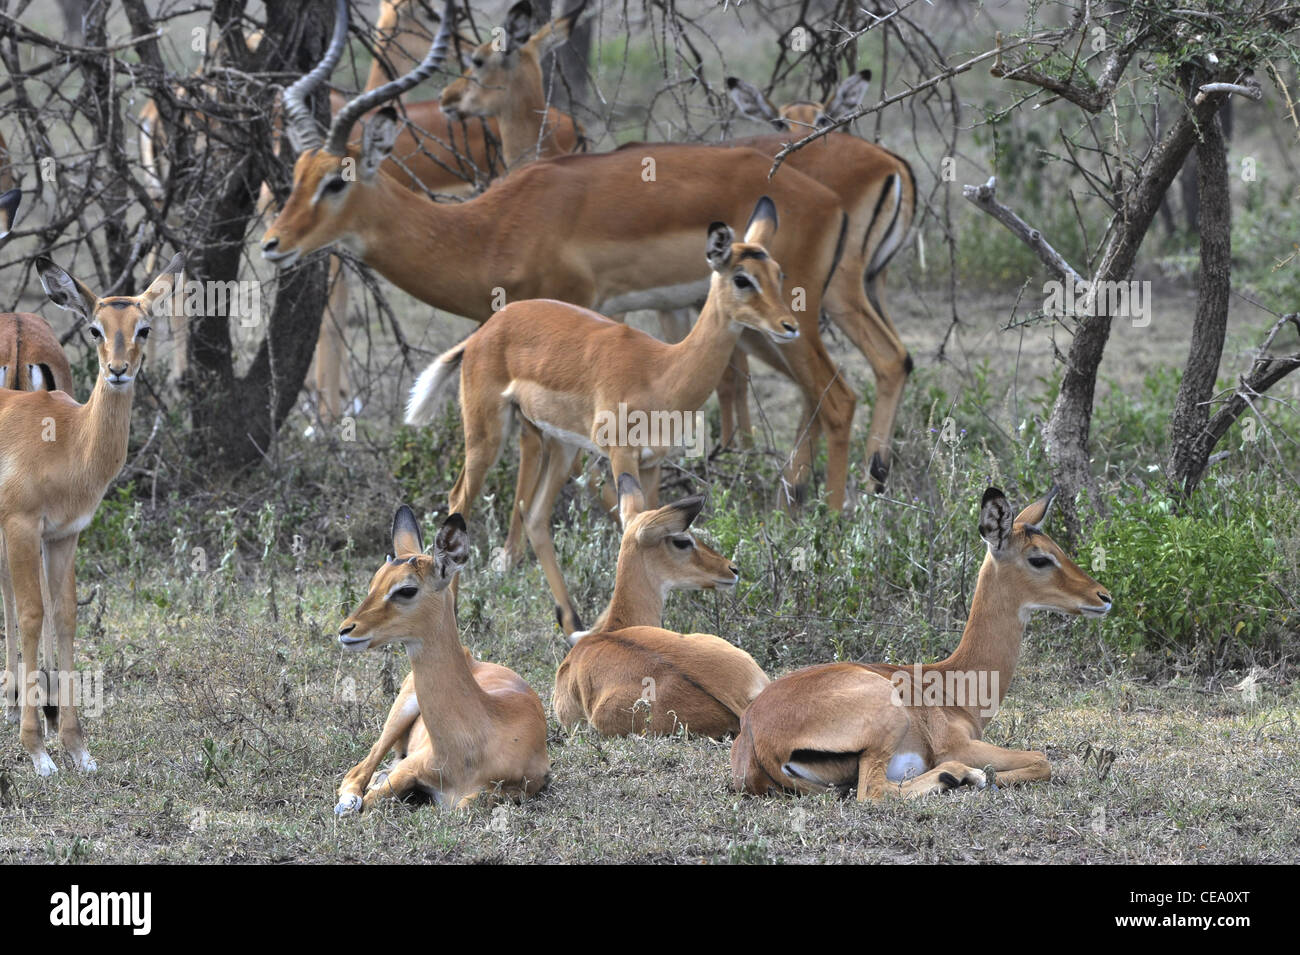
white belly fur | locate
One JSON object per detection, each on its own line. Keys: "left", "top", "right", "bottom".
{"left": 886, "top": 751, "right": 927, "bottom": 782}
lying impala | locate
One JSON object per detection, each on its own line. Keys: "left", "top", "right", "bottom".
{"left": 0, "top": 253, "right": 182, "bottom": 774}
{"left": 404, "top": 196, "right": 801, "bottom": 634}
{"left": 0, "top": 311, "right": 74, "bottom": 727}
{"left": 554, "top": 476, "right": 769, "bottom": 739}
{"left": 336, "top": 476, "right": 739, "bottom": 808}
{"left": 731, "top": 487, "right": 1112, "bottom": 800}
{"left": 335, "top": 506, "right": 548, "bottom": 813}
{"left": 261, "top": 4, "right": 864, "bottom": 512}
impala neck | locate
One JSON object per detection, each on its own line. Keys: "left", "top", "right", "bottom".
{"left": 935, "top": 553, "right": 1026, "bottom": 732}
{"left": 589, "top": 548, "right": 667, "bottom": 634}
{"left": 352, "top": 175, "right": 496, "bottom": 320}
{"left": 404, "top": 591, "right": 495, "bottom": 774}
{"left": 657, "top": 294, "right": 744, "bottom": 412}
{"left": 497, "top": 87, "right": 556, "bottom": 168}
{"left": 73, "top": 375, "right": 135, "bottom": 486}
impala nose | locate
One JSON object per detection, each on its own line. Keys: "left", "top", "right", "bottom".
{"left": 1097, "top": 590, "right": 1112, "bottom": 605}
{"left": 729, "top": 564, "right": 740, "bottom": 577}
{"left": 781, "top": 321, "right": 797, "bottom": 334}
{"left": 261, "top": 237, "right": 279, "bottom": 253}
{"left": 339, "top": 623, "right": 356, "bottom": 637}
{"left": 107, "top": 363, "right": 129, "bottom": 377}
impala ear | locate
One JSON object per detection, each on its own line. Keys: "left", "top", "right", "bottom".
{"left": 617, "top": 472, "right": 645, "bottom": 526}
{"left": 0, "top": 188, "right": 20, "bottom": 239}
{"left": 743, "top": 195, "right": 778, "bottom": 247}
{"left": 820, "top": 69, "right": 872, "bottom": 125}
{"left": 391, "top": 504, "right": 425, "bottom": 557}
{"left": 533, "top": 0, "right": 584, "bottom": 54}
{"left": 140, "top": 252, "right": 185, "bottom": 314}
{"left": 361, "top": 108, "right": 401, "bottom": 181}
{"left": 503, "top": 0, "right": 534, "bottom": 51}
{"left": 726, "top": 77, "right": 785, "bottom": 130}
{"left": 705, "top": 222, "right": 734, "bottom": 272}
{"left": 635, "top": 494, "right": 706, "bottom": 543}
{"left": 1016, "top": 487, "right": 1058, "bottom": 529}
{"left": 433, "top": 513, "right": 470, "bottom": 584}
{"left": 979, "top": 487, "right": 1014, "bottom": 557}
{"left": 37, "top": 256, "right": 98, "bottom": 321}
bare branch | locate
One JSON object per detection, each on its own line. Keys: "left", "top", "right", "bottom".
{"left": 961, "top": 176, "right": 1087, "bottom": 287}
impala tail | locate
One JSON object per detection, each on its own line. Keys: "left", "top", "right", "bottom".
{"left": 405, "top": 340, "right": 467, "bottom": 426}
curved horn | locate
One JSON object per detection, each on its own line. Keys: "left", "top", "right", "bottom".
{"left": 324, "top": 0, "right": 455, "bottom": 156}
{"left": 282, "top": 0, "right": 350, "bottom": 153}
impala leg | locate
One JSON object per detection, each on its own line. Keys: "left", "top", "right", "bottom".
{"left": 39, "top": 543, "right": 58, "bottom": 729}
{"left": 314, "top": 258, "right": 349, "bottom": 424}
{"left": 504, "top": 424, "right": 545, "bottom": 569}
{"left": 522, "top": 442, "right": 583, "bottom": 634}
{"left": 337, "top": 673, "right": 419, "bottom": 815}
{"left": 941, "top": 738, "right": 1052, "bottom": 788}
{"left": 608, "top": 449, "right": 644, "bottom": 527}
{"left": 45, "top": 533, "right": 93, "bottom": 771}
{"left": 720, "top": 349, "right": 753, "bottom": 448}
{"left": 855, "top": 748, "right": 892, "bottom": 802}
{"left": 896, "top": 760, "right": 989, "bottom": 798}
{"left": 359, "top": 753, "right": 428, "bottom": 812}
{"left": 5, "top": 522, "right": 55, "bottom": 774}
{"left": 824, "top": 270, "right": 910, "bottom": 494}
{"left": 639, "top": 463, "right": 661, "bottom": 509}
{"left": 776, "top": 332, "right": 855, "bottom": 511}
{"left": 1, "top": 542, "right": 18, "bottom": 724}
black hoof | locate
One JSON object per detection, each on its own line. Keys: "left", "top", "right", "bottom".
{"left": 869, "top": 452, "right": 890, "bottom": 488}
{"left": 937, "top": 771, "right": 961, "bottom": 789}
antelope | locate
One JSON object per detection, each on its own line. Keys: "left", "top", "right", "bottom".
{"left": 261, "top": 5, "right": 860, "bottom": 518}
{"left": 334, "top": 506, "right": 549, "bottom": 813}
{"left": 440, "top": 0, "right": 586, "bottom": 170}
{"left": 0, "top": 312, "right": 74, "bottom": 727}
{"left": 402, "top": 196, "right": 802, "bottom": 635}
{"left": 0, "top": 253, "right": 182, "bottom": 774}
{"left": 731, "top": 487, "right": 1113, "bottom": 800}
{"left": 725, "top": 70, "right": 916, "bottom": 492}
{"left": 554, "top": 476, "right": 769, "bottom": 739}
{"left": 337, "top": 476, "right": 739, "bottom": 807}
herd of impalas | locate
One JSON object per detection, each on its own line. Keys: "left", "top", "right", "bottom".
{"left": 0, "top": 0, "right": 1114, "bottom": 812}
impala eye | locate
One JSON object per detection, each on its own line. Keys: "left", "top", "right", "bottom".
{"left": 392, "top": 585, "right": 419, "bottom": 600}
{"left": 323, "top": 177, "right": 347, "bottom": 195}
{"left": 733, "top": 274, "right": 754, "bottom": 291}
{"left": 671, "top": 536, "right": 694, "bottom": 551}
{"left": 87, "top": 325, "right": 104, "bottom": 341}
{"left": 136, "top": 326, "right": 151, "bottom": 341}
{"left": 1027, "top": 555, "right": 1055, "bottom": 569}
{"left": 472, "top": 56, "right": 485, "bottom": 68}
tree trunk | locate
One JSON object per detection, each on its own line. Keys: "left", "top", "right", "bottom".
{"left": 1044, "top": 90, "right": 1228, "bottom": 533}
{"left": 1168, "top": 110, "right": 1232, "bottom": 495}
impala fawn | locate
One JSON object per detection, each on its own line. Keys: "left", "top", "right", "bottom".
{"left": 335, "top": 507, "right": 549, "bottom": 813}
{"left": 732, "top": 487, "right": 1112, "bottom": 800}
{"left": 554, "top": 475, "right": 769, "bottom": 739}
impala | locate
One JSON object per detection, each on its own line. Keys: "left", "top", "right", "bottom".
{"left": 554, "top": 476, "right": 769, "bottom": 739}
{"left": 440, "top": 0, "right": 586, "bottom": 170}
{"left": 0, "top": 312, "right": 74, "bottom": 727}
{"left": 403, "top": 196, "right": 802, "bottom": 634}
{"left": 0, "top": 253, "right": 182, "bottom": 774}
{"left": 731, "top": 487, "right": 1112, "bottom": 800}
{"left": 336, "top": 475, "right": 739, "bottom": 807}
{"left": 1, "top": 129, "right": 19, "bottom": 241}
{"left": 334, "top": 506, "right": 549, "bottom": 813}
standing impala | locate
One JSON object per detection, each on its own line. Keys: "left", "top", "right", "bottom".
{"left": 0, "top": 312, "right": 74, "bottom": 727}
{"left": 335, "top": 506, "right": 549, "bottom": 813}
{"left": 403, "top": 196, "right": 800, "bottom": 634}
{"left": 554, "top": 476, "right": 769, "bottom": 739}
{"left": 336, "top": 477, "right": 739, "bottom": 808}
{"left": 731, "top": 487, "right": 1113, "bottom": 800}
{"left": 0, "top": 253, "right": 182, "bottom": 774}
{"left": 261, "top": 2, "right": 866, "bottom": 513}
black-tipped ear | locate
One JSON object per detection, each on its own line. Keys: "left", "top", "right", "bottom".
{"left": 1016, "top": 486, "right": 1058, "bottom": 528}
{"left": 979, "top": 487, "right": 1013, "bottom": 556}
{"left": 504, "top": 0, "right": 533, "bottom": 49}
{"left": 391, "top": 505, "right": 425, "bottom": 557}
{"left": 0, "top": 188, "right": 21, "bottom": 235}
{"left": 725, "top": 76, "right": 783, "bottom": 128}
{"left": 705, "top": 221, "right": 734, "bottom": 271}
{"left": 743, "top": 195, "right": 778, "bottom": 245}
{"left": 37, "top": 256, "right": 97, "bottom": 321}
{"left": 434, "top": 513, "right": 470, "bottom": 581}
{"left": 823, "top": 69, "right": 873, "bottom": 123}
{"left": 669, "top": 494, "right": 706, "bottom": 528}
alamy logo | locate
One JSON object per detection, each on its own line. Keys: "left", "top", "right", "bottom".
{"left": 1043, "top": 279, "right": 1151, "bottom": 327}
{"left": 49, "top": 885, "right": 152, "bottom": 935}
{"left": 592, "top": 403, "right": 707, "bottom": 458}
{"left": 889, "top": 664, "right": 1001, "bottom": 718}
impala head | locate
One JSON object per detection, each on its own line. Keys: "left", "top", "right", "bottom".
{"left": 440, "top": 0, "right": 581, "bottom": 120}
{"left": 706, "top": 196, "right": 799, "bottom": 344}
{"left": 0, "top": 188, "right": 20, "bottom": 241}
{"left": 726, "top": 71, "right": 872, "bottom": 132}
{"left": 619, "top": 475, "right": 739, "bottom": 593}
{"left": 978, "top": 487, "right": 1112, "bottom": 619}
{"left": 338, "top": 507, "right": 470, "bottom": 652}
{"left": 37, "top": 252, "right": 183, "bottom": 389}
{"left": 261, "top": 0, "right": 455, "bottom": 268}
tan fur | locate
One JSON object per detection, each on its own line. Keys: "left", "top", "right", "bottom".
{"left": 0, "top": 255, "right": 181, "bottom": 774}
{"left": 731, "top": 488, "right": 1113, "bottom": 801}
{"left": 404, "top": 202, "right": 802, "bottom": 634}
{"left": 0, "top": 314, "right": 74, "bottom": 727}
{"left": 334, "top": 511, "right": 548, "bottom": 813}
